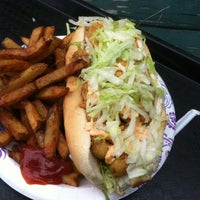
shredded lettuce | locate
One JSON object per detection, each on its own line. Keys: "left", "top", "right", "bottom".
{"left": 75, "top": 17, "right": 166, "bottom": 192}
{"left": 100, "top": 161, "right": 117, "bottom": 194}
{"left": 66, "top": 22, "right": 71, "bottom": 35}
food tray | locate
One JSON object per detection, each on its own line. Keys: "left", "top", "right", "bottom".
{"left": 0, "top": 0, "right": 200, "bottom": 200}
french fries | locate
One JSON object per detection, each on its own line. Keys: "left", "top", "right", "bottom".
{"left": 23, "top": 100, "right": 44, "bottom": 133}
{"left": 0, "top": 26, "right": 54, "bottom": 61}
{"left": 55, "top": 48, "right": 66, "bottom": 68}
{"left": 57, "top": 131, "right": 69, "bottom": 159}
{"left": 0, "top": 108, "right": 29, "bottom": 141}
{"left": 0, "top": 25, "right": 88, "bottom": 187}
{"left": 0, "top": 129, "right": 13, "bottom": 147}
{"left": 32, "top": 99, "right": 48, "bottom": 120}
{"left": 20, "top": 36, "right": 29, "bottom": 46}
{"left": 31, "top": 36, "right": 62, "bottom": 63}
{"left": 0, "top": 38, "right": 50, "bottom": 60}
{"left": 44, "top": 103, "right": 60, "bottom": 158}
{"left": 0, "top": 63, "right": 47, "bottom": 95}
{"left": 1, "top": 37, "right": 21, "bottom": 49}
{"left": 35, "top": 59, "right": 87, "bottom": 89}
{"left": 0, "top": 82, "right": 37, "bottom": 107}
{"left": 34, "top": 86, "right": 69, "bottom": 100}
{"left": 62, "top": 172, "right": 80, "bottom": 187}
{"left": 35, "top": 130, "right": 45, "bottom": 148}
{"left": 20, "top": 109, "right": 34, "bottom": 135}
{"left": 8, "top": 150, "right": 22, "bottom": 163}
{"left": 0, "top": 59, "right": 31, "bottom": 72}
{"left": 28, "top": 26, "right": 46, "bottom": 47}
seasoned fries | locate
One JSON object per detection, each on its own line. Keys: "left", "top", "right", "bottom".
{"left": 35, "top": 59, "right": 87, "bottom": 89}
{"left": 55, "top": 48, "right": 66, "bottom": 68}
{"left": 32, "top": 99, "right": 48, "bottom": 120}
{"left": 34, "top": 86, "right": 69, "bottom": 100}
{"left": 35, "top": 130, "right": 45, "bottom": 148}
{"left": 0, "top": 108, "right": 29, "bottom": 141}
{"left": 20, "top": 109, "right": 34, "bottom": 135}
{"left": 1, "top": 37, "right": 21, "bottom": 49}
{"left": 20, "top": 36, "right": 29, "bottom": 46}
{"left": 23, "top": 100, "right": 44, "bottom": 133}
{"left": 0, "top": 82, "right": 37, "bottom": 107}
{"left": 57, "top": 131, "right": 69, "bottom": 159}
{"left": 0, "top": 38, "right": 50, "bottom": 60}
{"left": 0, "top": 63, "right": 47, "bottom": 95}
{"left": 28, "top": 26, "right": 45, "bottom": 47}
{"left": 0, "top": 25, "right": 89, "bottom": 187}
{"left": 0, "top": 59, "right": 31, "bottom": 72}
{"left": 0, "top": 26, "right": 54, "bottom": 61}
{"left": 62, "top": 172, "right": 80, "bottom": 187}
{"left": 8, "top": 150, "right": 22, "bottom": 163}
{"left": 44, "top": 103, "right": 60, "bottom": 158}
{"left": 0, "top": 129, "right": 13, "bottom": 147}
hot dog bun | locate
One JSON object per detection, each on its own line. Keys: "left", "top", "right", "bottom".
{"left": 63, "top": 76, "right": 104, "bottom": 189}
{"left": 63, "top": 17, "right": 167, "bottom": 196}
{"left": 64, "top": 76, "right": 166, "bottom": 193}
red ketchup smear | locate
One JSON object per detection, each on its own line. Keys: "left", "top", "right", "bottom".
{"left": 20, "top": 145, "right": 74, "bottom": 185}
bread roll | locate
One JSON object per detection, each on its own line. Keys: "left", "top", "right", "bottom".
{"left": 63, "top": 17, "right": 167, "bottom": 196}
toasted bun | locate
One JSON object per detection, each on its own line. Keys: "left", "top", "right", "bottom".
{"left": 63, "top": 76, "right": 104, "bottom": 189}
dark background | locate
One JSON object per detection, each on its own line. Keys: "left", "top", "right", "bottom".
{"left": 0, "top": 0, "right": 200, "bottom": 200}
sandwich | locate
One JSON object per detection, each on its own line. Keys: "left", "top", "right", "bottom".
{"left": 63, "top": 17, "right": 167, "bottom": 196}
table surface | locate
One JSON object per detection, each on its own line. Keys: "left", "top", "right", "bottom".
{"left": 85, "top": 0, "right": 200, "bottom": 59}
{"left": 0, "top": 0, "right": 200, "bottom": 200}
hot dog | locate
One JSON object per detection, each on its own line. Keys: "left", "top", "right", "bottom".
{"left": 63, "top": 17, "right": 167, "bottom": 196}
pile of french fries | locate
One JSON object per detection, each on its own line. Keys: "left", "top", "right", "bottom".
{"left": 0, "top": 26, "right": 89, "bottom": 186}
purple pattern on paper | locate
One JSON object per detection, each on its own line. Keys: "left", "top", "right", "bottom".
{"left": 163, "top": 133, "right": 174, "bottom": 148}
{"left": 0, "top": 124, "right": 7, "bottom": 159}
{"left": 161, "top": 77, "right": 175, "bottom": 160}
{"left": 167, "top": 112, "right": 176, "bottom": 130}
{"left": 0, "top": 147, "right": 6, "bottom": 160}
{"left": 155, "top": 77, "right": 176, "bottom": 171}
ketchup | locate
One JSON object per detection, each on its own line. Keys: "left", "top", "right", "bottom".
{"left": 20, "top": 145, "right": 74, "bottom": 185}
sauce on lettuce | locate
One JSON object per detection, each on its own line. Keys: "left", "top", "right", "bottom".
{"left": 71, "top": 17, "right": 167, "bottom": 193}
